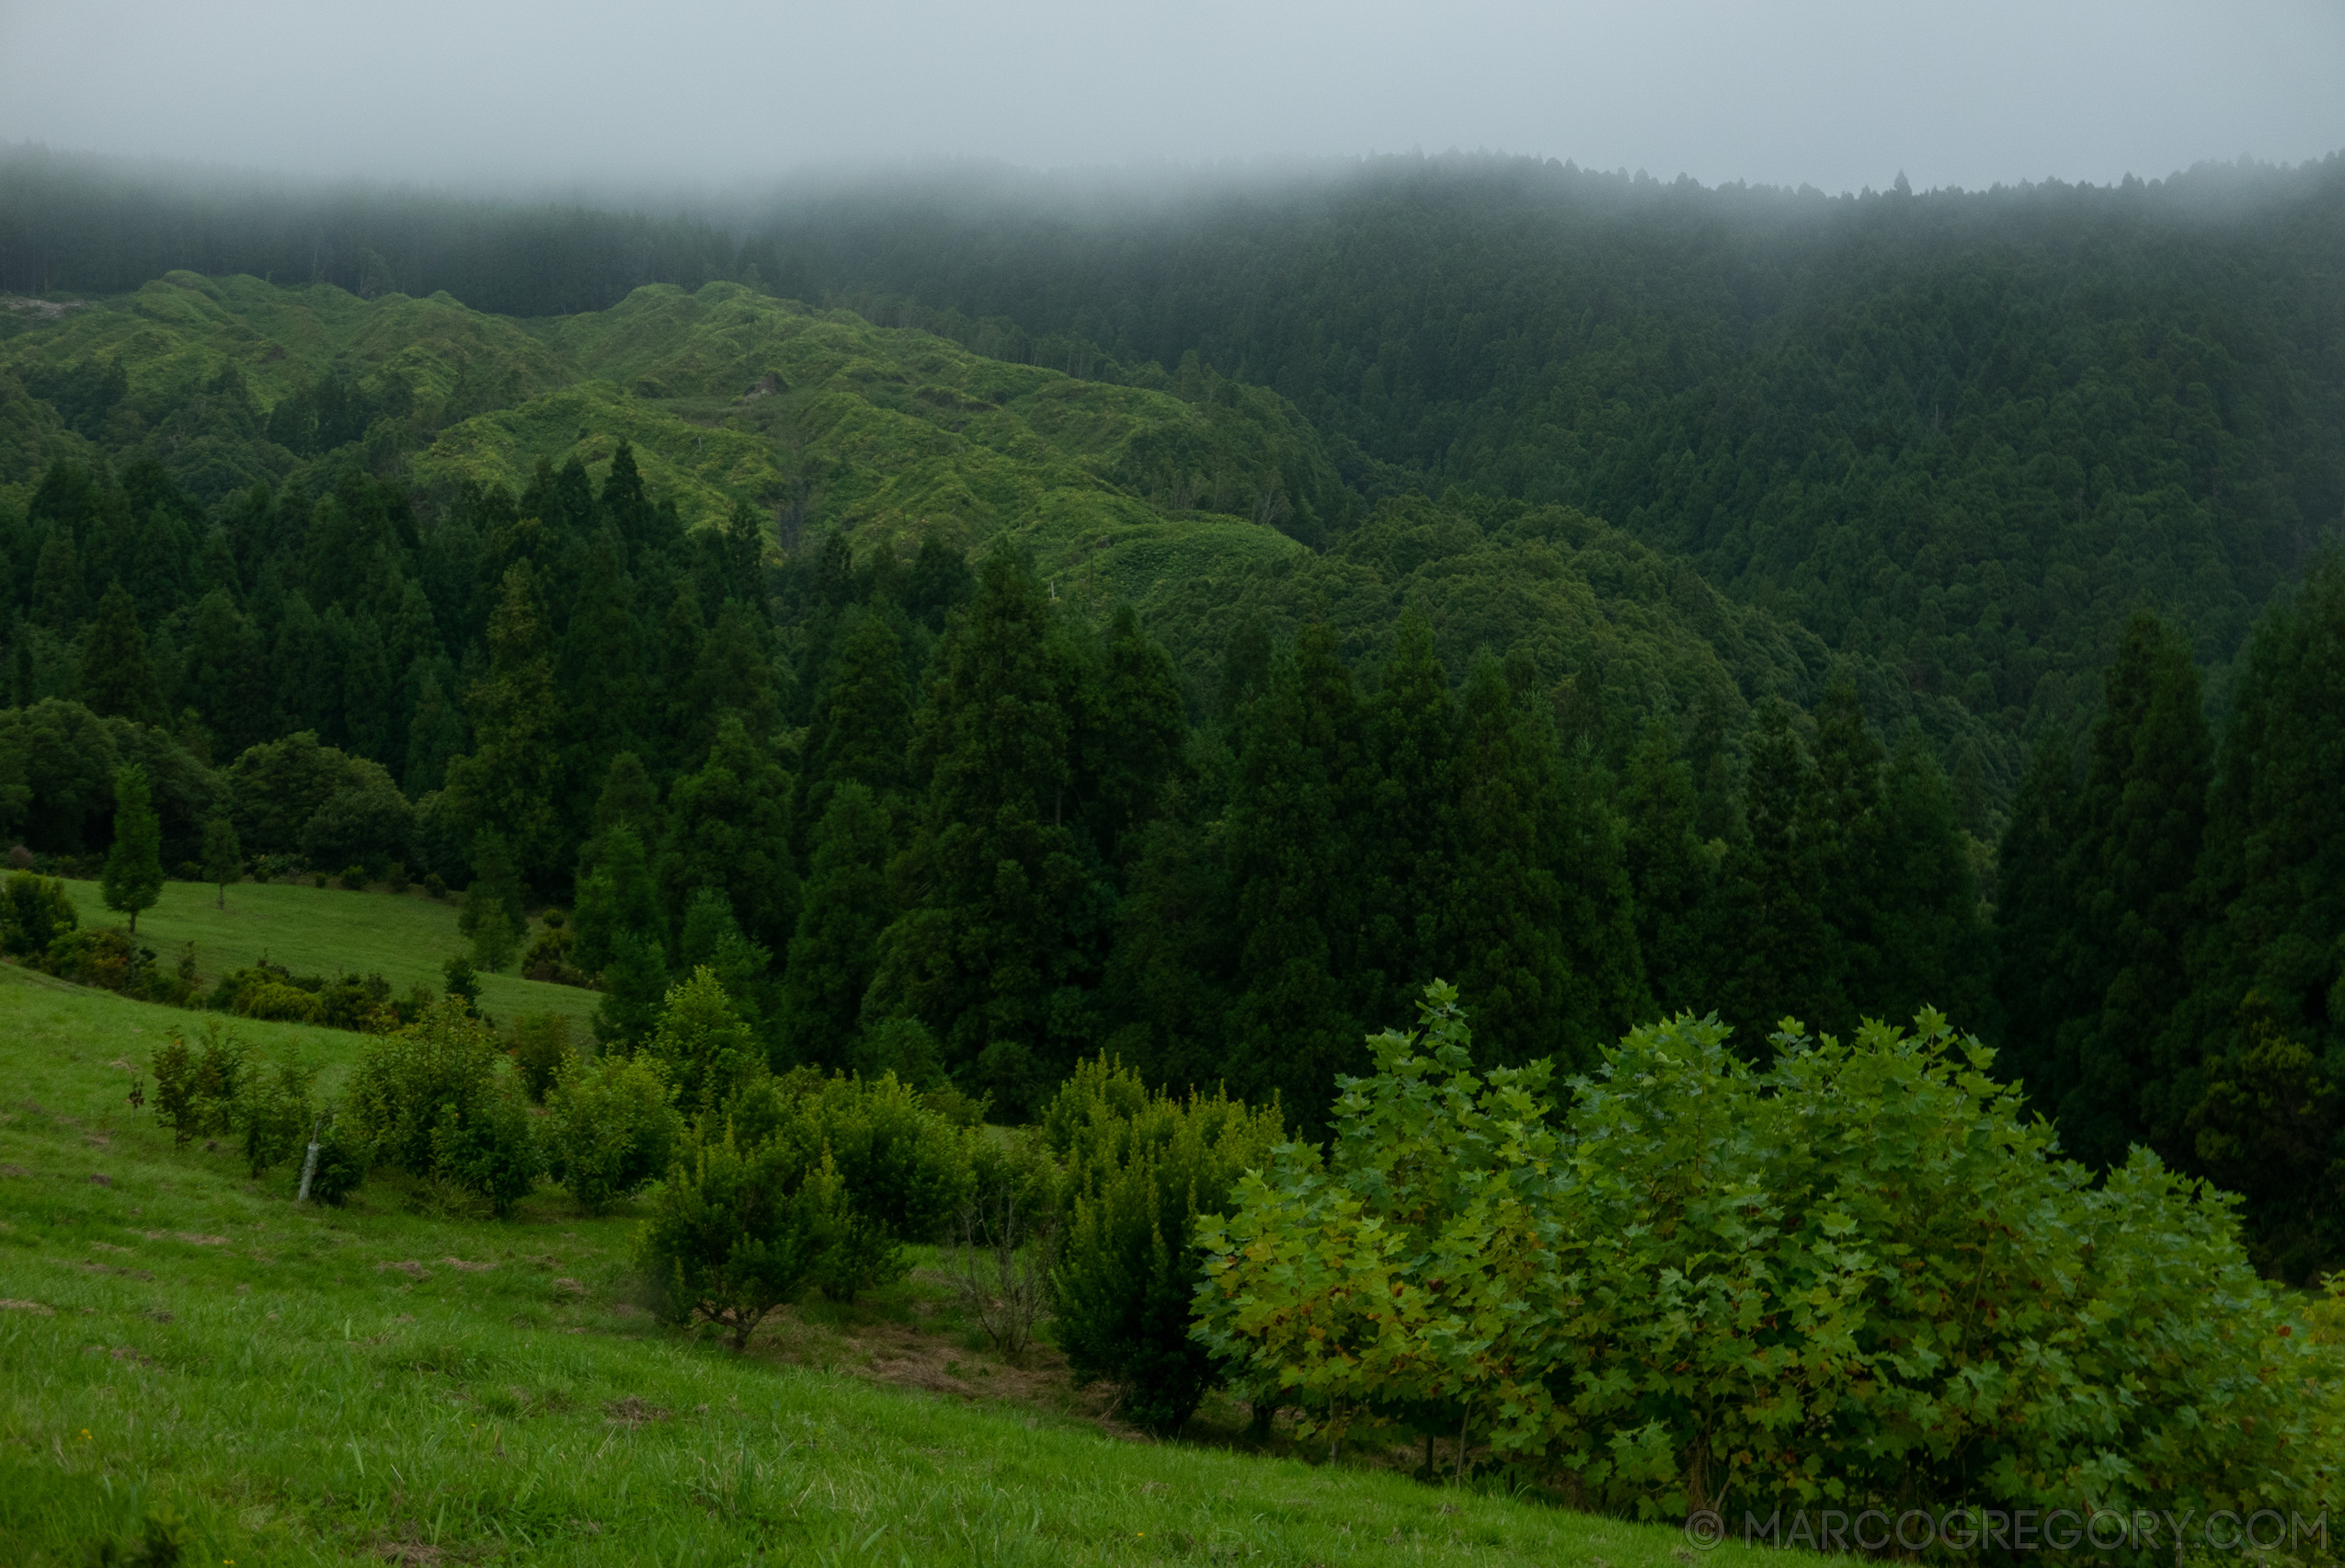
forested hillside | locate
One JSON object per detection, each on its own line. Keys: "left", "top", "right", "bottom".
{"left": 2, "top": 153, "right": 2341, "bottom": 1277}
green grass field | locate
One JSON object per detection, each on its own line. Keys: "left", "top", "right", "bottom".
{"left": 53, "top": 877, "right": 599, "bottom": 1029}
{"left": 0, "top": 961, "right": 1803, "bottom": 1567}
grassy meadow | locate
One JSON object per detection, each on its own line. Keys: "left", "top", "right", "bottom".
{"left": 51, "top": 877, "right": 600, "bottom": 1029}
{"left": 0, "top": 960, "right": 1807, "bottom": 1567}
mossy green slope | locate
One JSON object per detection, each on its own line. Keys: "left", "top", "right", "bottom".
{"left": 0, "top": 962, "right": 1799, "bottom": 1568}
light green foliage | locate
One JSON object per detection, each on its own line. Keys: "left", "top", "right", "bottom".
{"left": 345, "top": 994, "right": 539, "bottom": 1213}
{"left": 101, "top": 761, "right": 164, "bottom": 931}
{"left": 646, "top": 966, "right": 761, "bottom": 1113}
{"left": 0, "top": 866, "right": 77, "bottom": 955}
{"left": 146, "top": 1022, "right": 247, "bottom": 1145}
{"left": 1199, "top": 982, "right": 2340, "bottom": 1522}
{"left": 633, "top": 1122, "right": 849, "bottom": 1349}
{"left": 0, "top": 957, "right": 1819, "bottom": 1566}
{"left": 543, "top": 1051, "right": 683, "bottom": 1214}
{"left": 1044, "top": 1055, "right": 1284, "bottom": 1434}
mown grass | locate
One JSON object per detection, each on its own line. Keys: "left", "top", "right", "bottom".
{"left": 0, "top": 961, "right": 1805, "bottom": 1567}
{"left": 52, "top": 877, "right": 598, "bottom": 1028}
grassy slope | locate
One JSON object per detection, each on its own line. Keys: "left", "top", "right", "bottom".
{"left": 0, "top": 962, "right": 1798, "bottom": 1567}
{"left": 51, "top": 878, "right": 598, "bottom": 1029}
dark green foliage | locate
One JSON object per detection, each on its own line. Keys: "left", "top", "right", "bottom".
{"left": 427, "top": 1071, "right": 545, "bottom": 1217}
{"left": 635, "top": 1121, "right": 847, "bottom": 1349}
{"left": 440, "top": 954, "right": 480, "bottom": 1007}
{"left": 232, "top": 1057, "right": 317, "bottom": 1178}
{"left": 100, "top": 762, "right": 163, "bottom": 931}
{"left": 592, "top": 930, "right": 670, "bottom": 1053}
{"left": 867, "top": 547, "right": 1101, "bottom": 1112}
{"left": 1043, "top": 1055, "right": 1284, "bottom": 1434}
{"left": 0, "top": 868, "right": 76, "bottom": 956}
{"left": 458, "top": 829, "right": 527, "bottom": 972}
{"left": 2040, "top": 613, "right": 2213, "bottom": 1168}
{"left": 658, "top": 715, "right": 797, "bottom": 960}
{"left": 571, "top": 823, "right": 661, "bottom": 974}
{"left": 77, "top": 581, "right": 163, "bottom": 725}
{"left": 304, "top": 1120, "right": 371, "bottom": 1206}
{"left": 781, "top": 782, "right": 895, "bottom": 1069}
{"left": 677, "top": 887, "right": 772, "bottom": 1026}
{"left": 1620, "top": 720, "right": 1717, "bottom": 1017}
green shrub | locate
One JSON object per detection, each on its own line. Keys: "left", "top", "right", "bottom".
{"left": 385, "top": 861, "right": 408, "bottom": 894}
{"left": 545, "top": 1052, "right": 683, "bottom": 1213}
{"left": 0, "top": 869, "right": 76, "bottom": 956}
{"left": 346, "top": 995, "right": 539, "bottom": 1213}
{"left": 634, "top": 1121, "right": 848, "bottom": 1349}
{"left": 507, "top": 1013, "right": 577, "bottom": 1103}
{"left": 304, "top": 1120, "right": 372, "bottom": 1205}
{"left": 1197, "top": 982, "right": 2341, "bottom": 1522}
{"left": 1043, "top": 1056, "right": 1283, "bottom": 1434}
{"left": 232, "top": 1058, "right": 317, "bottom": 1177}
{"left": 148, "top": 1023, "right": 248, "bottom": 1144}
{"left": 775, "top": 1070, "right": 973, "bottom": 1300}
{"left": 427, "top": 1071, "right": 543, "bottom": 1217}
{"left": 519, "top": 922, "right": 589, "bottom": 986}
{"left": 39, "top": 927, "right": 194, "bottom": 1003}
{"left": 646, "top": 966, "right": 762, "bottom": 1112}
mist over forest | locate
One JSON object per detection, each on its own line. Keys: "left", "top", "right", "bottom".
{"left": 3, "top": 120, "right": 2344, "bottom": 1562}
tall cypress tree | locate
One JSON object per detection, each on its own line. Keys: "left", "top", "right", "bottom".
{"left": 781, "top": 781, "right": 897, "bottom": 1069}
{"left": 77, "top": 580, "right": 163, "bottom": 725}
{"left": 571, "top": 824, "right": 663, "bottom": 974}
{"left": 101, "top": 762, "right": 163, "bottom": 933}
{"left": 1994, "top": 732, "right": 2078, "bottom": 1100}
{"left": 866, "top": 546, "right": 1097, "bottom": 1112}
{"left": 557, "top": 531, "right": 646, "bottom": 832}
{"left": 1714, "top": 700, "right": 1835, "bottom": 1054}
{"left": 1808, "top": 681, "right": 1885, "bottom": 1035}
{"left": 1439, "top": 652, "right": 1571, "bottom": 1067}
{"left": 2048, "top": 612, "right": 2212, "bottom": 1168}
{"left": 1870, "top": 733, "right": 1995, "bottom": 1032}
{"left": 1367, "top": 610, "right": 1455, "bottom": 1021}
{"left": 1622, "top": 717, "right": 1718, "bottom": 1018}
{"left": 1082, "top": 602, "right": 1187, "bottom": 868}
{"left": 797, "top": 604, "right": 911, "bottom": 836}
{"left": 442, "top": 562, "right": 564, "bottom": 882}
{"left": 659, "top": 714, "right": 797, "bottom": 961}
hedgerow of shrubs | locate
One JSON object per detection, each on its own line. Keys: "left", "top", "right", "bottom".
{"left": 1195, "top": 981, "right": 2343, "bottom": 1523}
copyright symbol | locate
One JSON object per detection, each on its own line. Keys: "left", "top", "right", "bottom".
{"left": 1685, "top": 1509, "right": 1726, "bottom": 1551}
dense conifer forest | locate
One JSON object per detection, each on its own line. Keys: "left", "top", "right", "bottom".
{"left": 2, "top": 146, "right": 2340, "bottom": 1279}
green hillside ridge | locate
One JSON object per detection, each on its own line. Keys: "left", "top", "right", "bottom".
{"left": 48, "top": 877, "right": 597, "bottom": 1029}
{"left": 0, "top": 961, "right": 1800, "bottom": 1567}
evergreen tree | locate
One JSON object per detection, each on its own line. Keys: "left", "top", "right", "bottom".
{"left": 101, "top": 762, "right": 163, "bottom": 933}
{"left": 798, "top": 604, "right": 911, "bottom": 833}
{"left": 594, "top": 930, "right": 671, "bottom": 1053}
{"left": 678, "top": 885, "right": 774, "bottom": 1028}
{"left": 179, "top": 589, "right": 268, "bottom": 755}
{"left": 782, "top": 782, "right": 896, "bottom": 1070}
{"left": 555, "top": 530, "right": 646, "bottom": 829}
{"left": 1870, "top": 733, "right": 1995, "bottom": 1030}
{"left": 903, "top": 532, "right": 973, "bottom": 632}
{"left": 1083, "top": 602, "right": 1188, "bottom": 867}
{"left": 1807, "top": 681, "right": 1886, "bottom": 1035}
{"left": 866, "top": 546, "right": 1100, "bottom": 1112}
{"left": 683, "top": 598, "right": 778, "bottom": 754}
{"left": 2048, "top": 612, "right": 2211, "bottom": 1168}
{"left": 442, "top": 562, "right": 564, "bottom": 882}
{"left": 401, "top": 657, "right": 464, "bottom": 798}
{"left": 1714, "top": 701, "right": 1835, "bottom": 1053}
{"left": 1365, "top": 611, "right": 1455, "bottom": 1017}
{"left": 1221, "top": 626, "right": 1376, "bottom": 1129}
{"left": 571, "top": 823, "right": 663, "bottom": 974}
{"left": 200, "top": 811, "right": 241, "bottom": 910}
{"left": 340, "top": 611, "right": 393, "bottom": 762}
{"left": 659, "top": 714, "right": 797, "bottom": 959}
{"left": 1439, "top": 653, "right": 1571, "bottom": 1067}
{"left": 460, "top": 829, "right": 529, "bottom": 972}
{"left": 1994, "top": 733, "right": 2078, "bottom": 1101}
{"left": 590, "top": 752, "right": 661, "bottom": 846}
{"left": 32, "top": 528, "right": 85, "bottom": 631}
{"left": 77, "top": 580, "right": 163, "bottom": 725}
{"left": 1622, "top": 718, "right": 1717, "bottom": 1017}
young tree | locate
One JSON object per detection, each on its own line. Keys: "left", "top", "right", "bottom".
{"left": 200, "top": 811, "right": 241, "bottom": 910}
{"left": 441, "top": 562, "right": 564, "bottom": 881}
{"left": 101, "top": 762, "right": 164, "bottom": 933}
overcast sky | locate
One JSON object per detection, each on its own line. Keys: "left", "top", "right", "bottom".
{"left": 4, "top": 0, "right": 2340, "bottom": 196}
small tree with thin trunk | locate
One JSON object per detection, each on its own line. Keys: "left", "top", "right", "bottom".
{"left": 102, "top": 763, "right": 164, "bottom": 933}
{"left": 201, "top": 813, "right": 242, "bottom": 910}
